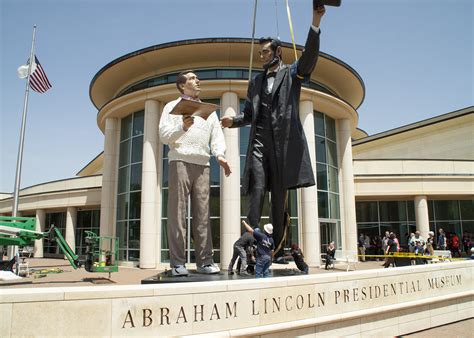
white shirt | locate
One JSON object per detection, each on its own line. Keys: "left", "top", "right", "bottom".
{"left": 265, "top": 63, "right": 282, "bottom": 92}
{"left": 159, "top": 97, "right": 226, "bottom": 166}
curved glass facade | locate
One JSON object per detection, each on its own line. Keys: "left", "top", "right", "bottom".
{"left": 118, "top": 68, "right": 337, "bottom": 99}
{"left": 314, "top": 112, "right": 341, "bottom": 249}
{"left": 161, "top": 99, "right": 222, "bottom": 263}
{"left": 116, "top": 110, "right": 144, "bottom": 262}
{"left": 355, "top": 199, "right": 474, "bottom": 251}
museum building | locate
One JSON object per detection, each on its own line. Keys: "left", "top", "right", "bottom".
{"left": 1, "top": 38, "right": 472, "bottom": 269}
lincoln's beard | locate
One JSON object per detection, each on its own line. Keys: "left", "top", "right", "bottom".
{"left": 263, "top": 56, "right": 280, "bottom": 70}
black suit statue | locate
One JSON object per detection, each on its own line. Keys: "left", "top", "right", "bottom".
{"left": 229, "top": 26, "right": 321, "bottom": 258}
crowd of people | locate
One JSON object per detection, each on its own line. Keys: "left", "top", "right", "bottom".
{"left": 357, "top": 229, "right": 473, "bottom": 267}
{"left": 227, "top": 227, "right": 473, "bottom": 277}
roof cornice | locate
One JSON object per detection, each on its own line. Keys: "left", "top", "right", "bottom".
{"left": 89, "top": 37, "right": 365, "bottom": 110}
{"left": 353, "top": 106, "right": 474, "bottom": 146}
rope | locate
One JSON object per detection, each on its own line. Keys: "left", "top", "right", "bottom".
{"left": 273, "top": 191, "right": 290, "bottom": 255}
{"left": 248, "top": 0, "right": 258, "bottom": 82}
{"left": 285, "top": 0, "right": 298, "bottom": 61}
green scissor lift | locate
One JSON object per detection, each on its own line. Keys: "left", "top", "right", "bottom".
{"left": 0, "top": 216, "right": 118, "bottom": 276}
{"left": 83, "top": 230, "right": 119, "bottom": 274}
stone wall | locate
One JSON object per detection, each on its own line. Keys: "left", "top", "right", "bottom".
{"left": 1, "top": 261, "right": 472, "bottom": 337}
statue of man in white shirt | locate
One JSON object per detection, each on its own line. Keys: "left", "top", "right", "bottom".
{"left": 159, "top": 71, "right": 231, "bottom": 276}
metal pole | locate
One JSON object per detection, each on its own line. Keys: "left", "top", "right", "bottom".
{"left": 8, "top": 25, "right": 37, "bottom": 259}
{"left": 248, "top": 0, "right": 258, "bottom": 82}
{"left": 274, "top": 0, "right": 280, "bottom": 39}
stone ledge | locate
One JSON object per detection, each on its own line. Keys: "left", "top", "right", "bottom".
{"left": 2, "top": 260, "right": 471, "bottom": 304}
{"left": 213, "top": 292, "right": 473, "bottom": 337}
{"left": 1, "top": 261, "right": 472, "bottom": 336}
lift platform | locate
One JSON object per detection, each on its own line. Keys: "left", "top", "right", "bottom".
{"left": 0, "top": 216, "right": 118, "bottom": 276}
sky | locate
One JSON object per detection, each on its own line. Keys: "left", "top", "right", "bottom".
{"left": 1, "top": 0, "right": 472, "bottom": 193}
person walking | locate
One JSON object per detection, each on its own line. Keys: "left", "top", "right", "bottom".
{"left": 426, "top": 231, "right": 435, "bottom": 256}
{"left": 358, "top": 234, "right": 366, "bottom": 262}
{"left": 450, "top": 232, "right": 461, "bottom": 257}
{"left": 381, "top": 231, "right": 391, "bottom": 266}
{"left": 437, "top": 228, "right": 447, "bottom": 250}
{"left": 462, "top": 231, "right": 471, "bottom": 257}
{"left": 384, "top": 233, "right": 399, "bottom": 268}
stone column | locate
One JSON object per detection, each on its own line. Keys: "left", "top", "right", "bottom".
{"left": 299, "top": 100, "right": 321, "bottom": 267}
{"left": 336, "top": 118, "right": 357, "bottom": 253}
{"left": 155, "top": 137, "right": 164, "bottom": 266}
{"left": 140, "top": 100, "right": 161, "bottom": 269}
{"left": 100, "top": 118, "right": 119, "bottom": 237}
{"left": 34, "top": 209, "right": 45, "bottom": 258}
{"left": 65, "top": 207, "right": 77, "bottom": 253}
{"left": 414, "top": 195, "right": 430, "bottom": 238}
{"left": 220, "top": 92, "right": 241, "bottom": 270}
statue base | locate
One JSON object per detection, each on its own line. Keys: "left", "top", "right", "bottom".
{"left": 141, "top": 268, "right": 307, "bottom": 284}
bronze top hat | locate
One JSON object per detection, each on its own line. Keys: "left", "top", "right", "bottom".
{"left": 313, "top": 0, "right": 342, "bottom": 8}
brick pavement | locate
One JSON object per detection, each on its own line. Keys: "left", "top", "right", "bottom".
{"left": 1, "top": 256, "right": 385, "bottom": 288}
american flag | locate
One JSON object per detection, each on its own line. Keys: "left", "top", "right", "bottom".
{"left": 18, "top": 55, "right": 52, "bottom": 93}
{"left": 28, "top": 56, "right": 52, "bottom": 93}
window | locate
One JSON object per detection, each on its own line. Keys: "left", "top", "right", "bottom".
{"left": 314, "top": 111, "right": 341, "bottom": 249}
{"left": 44, "top": 212, "right": 66, "bottom": 256}
{"left": 460, "top": 200, "right": 474, "bottom": 219}
{"left": 118, "top": 68, "right": 337, "bottom": 99}
{"left": 314, "top": 112, "right": 339, "bottom": 219}
{"left": 428, "top": 200, "right": 474, "bottom": 248}
{"left": 356, "top": 201, "right": 378, "bottom": 223}
{"left": 116, "top": 111, "right": 144, "bottom": 262}
{"left": 434, "top": 200, "right": 460, "bottom": 220}
{"left": 355, "top": 201, "right": 416, "bottom": 247}
{"left": 379, "top": 201, "right": 407, "bottom": 222}
{"left": 75, "top": 210, "right": 100, "bottom": 256}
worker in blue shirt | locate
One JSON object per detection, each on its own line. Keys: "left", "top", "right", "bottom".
{"left": 243, "top": 220, "right": 275, "bottom": 278}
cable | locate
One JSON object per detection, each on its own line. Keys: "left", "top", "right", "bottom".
{"left": 285, "top": 0, "right": 298, "bottom": 61}
{"left": 274, "top": 0, "right": 280, "bottom": 39}
{"left": 248, "top": 0, "right": 258, "bottom": 82}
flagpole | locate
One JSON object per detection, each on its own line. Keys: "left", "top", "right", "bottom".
{"left": 8, "top": 25, "right": 37, "bottom": 259}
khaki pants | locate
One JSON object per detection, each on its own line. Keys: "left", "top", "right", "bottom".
{"left": 358, "top": 246, "right": 366, "bottom": 261}
{"left": 167, "top": 161, "right": 213, "bottom": 267}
